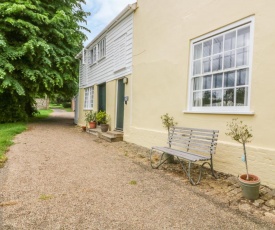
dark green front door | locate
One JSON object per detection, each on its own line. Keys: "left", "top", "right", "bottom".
{"left": 116, "top": 79, "right": 125, "bottom": 130}
{"left": 98, "top": 83, "right": 106, "bottom": 112}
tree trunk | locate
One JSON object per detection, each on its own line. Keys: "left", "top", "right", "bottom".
{"left": 243, "top": 143, "right": 249, "bottom": 180}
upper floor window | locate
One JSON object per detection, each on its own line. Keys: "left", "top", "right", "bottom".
{"left": 188, "top": 17, "right": 254, "bottom": 113}
{"left": 84, "top": 86, "right": 94, "bottom": 109}
{"left": 98, "top": 38, "right": 106, "bottom": 60}
{"left": 90, "top": 46, "right": 97, "bottom": 65}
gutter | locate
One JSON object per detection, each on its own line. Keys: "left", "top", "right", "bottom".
{"left": 75, "top": 2, "right": 137, "bottom": 59}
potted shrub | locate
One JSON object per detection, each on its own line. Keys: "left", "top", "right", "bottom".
{"left": 160, "top": 113, "right": 178, "bottom": 163}
{"left": 96, "top": 111, "right": 110, "bottom": 132}
{"left": 85, "top": 111, "right": 97, "bottom": 129}
{"left": 226, "top": 118, "right": 260, "bottom": 200}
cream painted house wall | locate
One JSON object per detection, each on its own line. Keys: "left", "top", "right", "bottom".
{"left": 124, "top": 0, "right": 275, "bottom": 187}
{"left": 78, "top": 75, "right": 132, "bottom": 131}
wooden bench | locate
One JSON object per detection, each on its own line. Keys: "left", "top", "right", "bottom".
{"left": 150, "top": 126, "right": 219, "bottom": 185}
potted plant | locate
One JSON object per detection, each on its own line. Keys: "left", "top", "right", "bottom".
{"left": 160, "top": 113, "right": 178, "bottom": 163}
{"left": 85, "top": 111, "right": 97, "bottom": 129}
{"left": 226, "top": 118, "right": 260, "bottom": 200}
{"left": 96, "top": 111, "right": 110, "bottom": 132}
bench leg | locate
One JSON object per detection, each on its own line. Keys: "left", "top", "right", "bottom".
{"left": 150, "top": 148, "right": 169, "bottom": 169}
{"left": 178, "top": 159, "right": 217, "bottom": 185}
{"left": 177, "top": 158, "right": 201, "bottom": 185}
{"left": 210, "top": 157, "right": 218, "bottom": 179}
{"left": 188, "top": 161, "right": 202, "bottom": 185}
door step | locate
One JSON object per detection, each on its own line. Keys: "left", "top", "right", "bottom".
{"left": 86, "top": 128, "right": 123, "bottom": 142}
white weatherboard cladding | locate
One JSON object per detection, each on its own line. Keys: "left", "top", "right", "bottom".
{"left": 81, "top": 13, "right": 133, "bottom": 88}
{"left": 79, "top": 60, "right": 86, "bottom": 87}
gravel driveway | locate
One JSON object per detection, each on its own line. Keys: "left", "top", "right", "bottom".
{"left": 0, "top": 110, "right": 274, "bottom": 229}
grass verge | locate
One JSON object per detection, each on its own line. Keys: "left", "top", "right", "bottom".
{"left": 0, "top": 122, "right": 27, "bottom": 168}
{"left": 50, "top": 103, "right": 72, "bottom": 112}
{"left": 29, "top": 109, "right": 53, "bottom": 122}
{"left": 0, "top": 109, "right": 53, "bottom": 168}
{"left": 35, "top": 109, "right": 53, "bottom": 119}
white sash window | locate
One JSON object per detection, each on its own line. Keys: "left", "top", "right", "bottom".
{"left": 188, "top": 17, "right": 254, "bottom": 113}
{"left": 84, "top": 86, "right": 94, "bottom": 109}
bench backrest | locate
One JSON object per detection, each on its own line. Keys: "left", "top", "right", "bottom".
{"left": 168, "top": 127, "right": 219, "bottom": 155}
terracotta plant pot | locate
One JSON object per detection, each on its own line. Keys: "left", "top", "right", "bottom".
{"left": 100, "top": 124, "right": 109, "bottom": 132}
{"left": 89, "top": 121, "right": 96, "bottom": 129}
{"left": 239, "top": 174, "right": 260, "bottom": 200}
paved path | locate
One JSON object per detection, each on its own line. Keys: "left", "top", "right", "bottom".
{"left": 0, "top": 111, "right": 274, "bottom": 229}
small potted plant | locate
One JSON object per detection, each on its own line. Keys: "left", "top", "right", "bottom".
{"left": 96, "top": 111, "right": 110, "bottom": 132}
{"left": 85, "top": 111, "right": 97, "bottom": 129}
{"left": 226, "top": 118, "right": 260, "bottom": 200}
{"left": 160, "top": 113, "right": 178, "bottom": 163}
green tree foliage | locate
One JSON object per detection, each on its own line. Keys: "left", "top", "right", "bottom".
{"left": 0, "top": 0, "right": 90, "bottom": 122}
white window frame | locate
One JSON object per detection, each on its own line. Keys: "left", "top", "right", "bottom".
{"left": 98, "top": 37, "right": 106, "bottom": 60}
{"left": 187, "top": 17, "right": 254, "bottom": 114}
{"left": 84, "top": 86, "right": 94, "bottom": 110}
{"left": 90, "top": 46, "right": 97, "bottom": 65}
{"left": 82, "top": 48, "right": 87, "bottom": 65}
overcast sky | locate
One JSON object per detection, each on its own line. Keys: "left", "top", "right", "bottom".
{"left": 81, "top": 0, "right": 137, "bottom": 46}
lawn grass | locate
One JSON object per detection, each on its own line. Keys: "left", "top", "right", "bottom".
{"left": 49, "top": 103, "right": 63, "bottom": 109}
{"left": 35, "top": 109, "right": 53, "bottom": 119}
{"left": 0, "top": 109, "right": 53, "bottom": 167}
{"left": 49, "top": 103, "right": 72, "bottom": 112}
{"left": 0, "top": 122, "right": 27, "bottom": 167}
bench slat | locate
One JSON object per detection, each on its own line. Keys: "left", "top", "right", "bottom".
{"left": 170, "top": 130, "right": 219, "bottom": 138}
{"left": 152, "top": 146, "right": 210, "bottom": 162}
{"left": 173, "top": 127, "right": 219, "bottom": 133}
{"left": 170, "top": 136, "right": 218, "bottom": 145}
{"left": 170, "top": 142, "right": 216, "bottom": 154}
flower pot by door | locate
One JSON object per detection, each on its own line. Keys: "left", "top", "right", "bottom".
{"left": 100, "top": 124, "right": 109, "bottom": 132}
{"left": 239, "top": 174, "right": 260, "bottom": 200}
{"left": 89, "top": 121, "right": 96, "bottom": 129}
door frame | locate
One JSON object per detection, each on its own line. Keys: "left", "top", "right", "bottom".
{"left": 97, "top": 82, "right": 106, "bottom": 112}
{"left": 115, "top": 78, "right": 125, "bottom": 130}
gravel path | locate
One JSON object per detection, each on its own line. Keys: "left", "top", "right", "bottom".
{"left": 0, "top": 110, "right": 274, "bottom": 229}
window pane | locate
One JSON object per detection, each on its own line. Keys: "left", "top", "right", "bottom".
{"left": 84, "top": 89, "right": 89, "bottom": 108}
{"left": 212, "top": 90, "right": 222, "bottom": 106}
{"left": 194, "top": 43, "right": 202, "bottom": 59}
{"left": 193, "top": 77, "right": 202, "bottom": 90}
{"left": 203, "top": 75, "right": 212, "bottom": 89}
{"left": 202, "top": 91, "right": 211, "bottom": 107}
{"left": 224, "top": 50, "right": 235, "bottom": 69}
{"left": 224, "top": 31, "right": 236, "bottom": 51}
{"left": 237, "top": 27, "right": 250, "bottom": 48}
{"left": 203, "top": 57, "right": 211, "bottom": 73}
{"left": 203, "top": 40, "right": 212, "bottom": 57}
{"left": 236, "top": 87, "right": 248, "bottom": 106}
{"left": 236, "top": 47, "right": 249, "bottom": 67}
{"left": 193, "top": 92, "right": 202, "bottom": 107}
{"left": 213, "top": 36, "right": 223, "bottom": 54}
{"left": 212, "top": 54, "right": 222, "bottom": 71}
{"left": 224, "top": 71, "right": 235, "bottom": 87}
{"left": 193, "top": 60, "right": 201, "bottom": 75}
{"left": 237, "top": 69, "right": 249, "bottom": 86}
{"left": 213, "top": 73, "right": 223, "bottom": 88}
{"left": 223, "top": 88, "right": 235, "bottom": 106}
